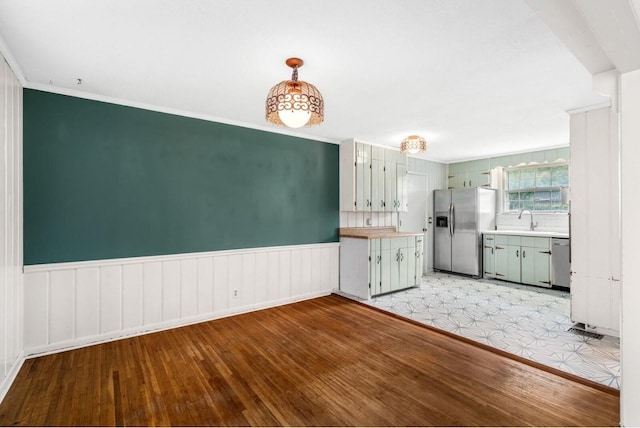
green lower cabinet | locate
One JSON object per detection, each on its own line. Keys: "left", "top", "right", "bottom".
{"left": 484, "top": 234, "right": 551, "bottom": 288}
{"left": 370, "top": 236, "right": 421, "bottom": 296}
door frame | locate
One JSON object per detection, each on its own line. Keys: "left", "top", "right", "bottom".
{"left": 401, "top": 172, "right": 429, "bottom": 275}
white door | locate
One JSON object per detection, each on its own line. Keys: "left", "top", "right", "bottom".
{"left": 400, "top": 173, "right": 428, "bottom": 275}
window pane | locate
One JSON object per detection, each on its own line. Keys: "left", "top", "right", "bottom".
{"left": 508, "top": 170, "right": 520, "bottom": 190}
{"left": 535, "top": 200, "right": 551, "bottom": 211}
{"left": 509, "top": 200, "right": 522, "bottom": 211}
{"left": 521, "top": 200, "right": 534, "bottom": 210}
{"left": 536, "top": 167, "right": 551, "bottom": 187}
{"left": 520, "top": 169, "right": 535, "bottom": 189}
{"left": 551, "top": 165, "right": 569, "bottom": 187}
{"left": 520, "top": 191, "right": 534, "bottom": 201}
{"left": 535, "top": 191, "right": 551, "bottom": 201}
{"left": 550, "top": 190, "right": 561, "bottom": 202}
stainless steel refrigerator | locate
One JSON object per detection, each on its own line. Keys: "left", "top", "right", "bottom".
{"left": 434, "top": 188, "right": 496, "bottom": 276}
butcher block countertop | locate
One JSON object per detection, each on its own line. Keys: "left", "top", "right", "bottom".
{"left": 339, "top": 227, "right": 424, "bottom": 239}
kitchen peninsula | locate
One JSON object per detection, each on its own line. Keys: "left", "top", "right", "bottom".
{"left": 339, "top": 227, "right": 424, "bottom": 300}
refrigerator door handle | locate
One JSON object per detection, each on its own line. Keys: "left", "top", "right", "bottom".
{"left": 451, "top": 204, "right": 455, "bottom": 236}
{"left": 448, "top": 202, "right": 453, "bottom": 237}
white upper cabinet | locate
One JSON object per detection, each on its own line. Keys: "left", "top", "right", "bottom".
{"left": 340, "top": 139, "right": 408, "bottom": 212}
{"left": 356, "top": 142, "right": 372, "bottom": 211}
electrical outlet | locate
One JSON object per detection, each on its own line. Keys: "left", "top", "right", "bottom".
{"left": 366, "top": 217, "right": 371, "bottom": 226}
{"left": 232, "top": 289, "right": 239, "bottom": 298}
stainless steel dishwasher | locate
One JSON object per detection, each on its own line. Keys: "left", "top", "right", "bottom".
{"left": 551, "top": 238, "right": 570, "bottom": 288}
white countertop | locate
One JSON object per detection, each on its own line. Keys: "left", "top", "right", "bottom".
{"left": 482, "top": 230, "right": 570, "bottom": 239}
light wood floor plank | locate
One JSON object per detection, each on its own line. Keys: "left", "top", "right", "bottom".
{"left": 0, "top": 295, "right": 619, "bottom": 426}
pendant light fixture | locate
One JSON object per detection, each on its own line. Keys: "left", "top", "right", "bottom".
{"left": 266, "top": 58, "right": 324, "bottom": 128}
{"left": 400, "top": 135, "right": 427, "bottom": 155}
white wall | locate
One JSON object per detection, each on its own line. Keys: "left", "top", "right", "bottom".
{"left": 23, "top": 243, "right": 339, "bottom": 356}
{"left": 0, "top": 57, "right": 23, "bottom": 401}
{"left": 621, "top": 68, "right": 640, "bottom": 427}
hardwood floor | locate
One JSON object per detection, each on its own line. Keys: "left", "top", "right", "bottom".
{"left": 0, "top": 295, "right": 619, "bottom": 426}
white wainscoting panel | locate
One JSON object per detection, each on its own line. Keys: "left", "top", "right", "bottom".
{"left": 22, "top": 243, "right": 339, "bottom": 356}
{"left": 0, "top": 57, "right": 24, "bottom": 403}
{"left": 122, "top": 263, "right": 143, "bottom": 330}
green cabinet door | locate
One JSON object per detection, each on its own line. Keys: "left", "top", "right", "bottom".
{"left": 533, "top": 248, "right": 551, "bottom": 287}
{"left": 506, "top": 245, "right": 521, "bottom": 283}
{"left": 494, "top": 245, "right": 508, "bottom": 279}
{"left": 521, "top": 246, "right": 535, "bottom": 285}
{"left": 520, "top": 237, "right": 551, "bottom": 288}
{"left": 483, "top": 234, "right": 496, "bottom": 278}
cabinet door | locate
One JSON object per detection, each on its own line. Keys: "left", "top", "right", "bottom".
{"left": 494, "top": 245, "right": 507, "bottom": 279}
{"left": 384, "top": 160, "right": 397, "bottom": 212}
{"left": 356, "top": 143, "right": 372, "bottom": 211}
{"left": 458, "top": 171, "right": 471, "bottom": 188}
{"left": 396, "top": 162, "right": 408, "bottom": 212}
{"left": 398, "top": 248, "right": 408, "bottom": 290}
{"left": 406, "top": 246, "right": 415, "bottom": 288}
{"left": 447, "top": 174, "right": 457, "bottom": 189}
{"left": 483, "top": 235, "right": 495, "bottom": 277}
{"left": 507, "top": 245, "right": 521, "bottom": 283}
{"left": 533, "top": 248, "right": 551, "bottom": 287}
{"left": 370, "top": 249, "right": 380, "bottom": 295}
{"left": 415, "top": 236, "right": 424, "bottom": 285}
{"left": 520, "top": 246, "right": 535, "bottom": 285}
{"left": 371, "top": 159, "right": 384, "bottom": 211}
{"left": 478, "top": 170, "right": 492, "bottom": 188}
{"left": 380, "top": 248, "right": 392, "bottom": 294}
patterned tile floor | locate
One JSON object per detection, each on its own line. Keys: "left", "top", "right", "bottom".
{"left": 363, "top": 273, "right": 620, "bottom": 389}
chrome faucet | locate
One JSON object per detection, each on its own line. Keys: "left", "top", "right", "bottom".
{"left": 518, "top": 209, "right": 537, "bottom": 231}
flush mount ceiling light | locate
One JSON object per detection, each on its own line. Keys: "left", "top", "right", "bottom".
{"left": 266, "top": 57, "right": 324, "bottom": 128}
{"left": 400, "top": 135, "right": 427, "bottom": 155}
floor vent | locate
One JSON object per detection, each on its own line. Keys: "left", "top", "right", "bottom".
{"left": 567, "top": 326, "right": 604, "bottom": 340}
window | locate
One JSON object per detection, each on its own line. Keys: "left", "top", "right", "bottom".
{"left": 505, "top": 163, "right": 569, "bottom": 212}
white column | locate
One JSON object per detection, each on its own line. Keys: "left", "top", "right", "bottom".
{"left": 620, "top": 68, "right": 640, "bottom": 428}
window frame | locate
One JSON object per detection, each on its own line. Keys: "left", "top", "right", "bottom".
{"left": 504, "top": 161, "right": 569, "bottom": 213}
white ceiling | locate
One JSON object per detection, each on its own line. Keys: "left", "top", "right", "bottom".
{"left": 0, "top": 0, "right": 626, "bottom": 163}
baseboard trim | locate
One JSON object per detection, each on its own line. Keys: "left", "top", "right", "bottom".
{"left": 0, "top": 352, "right": 26, "bottom": 405}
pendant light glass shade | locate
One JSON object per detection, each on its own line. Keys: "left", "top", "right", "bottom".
{"left": 400, "top": 135, "right": 427, "bottom": 154}
{"left": 266, "top": 58, "right": 324, "bottom": 128}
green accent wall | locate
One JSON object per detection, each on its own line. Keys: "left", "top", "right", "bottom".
{"left": 23, "top": 89, "right": 339, "bottom": 265}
